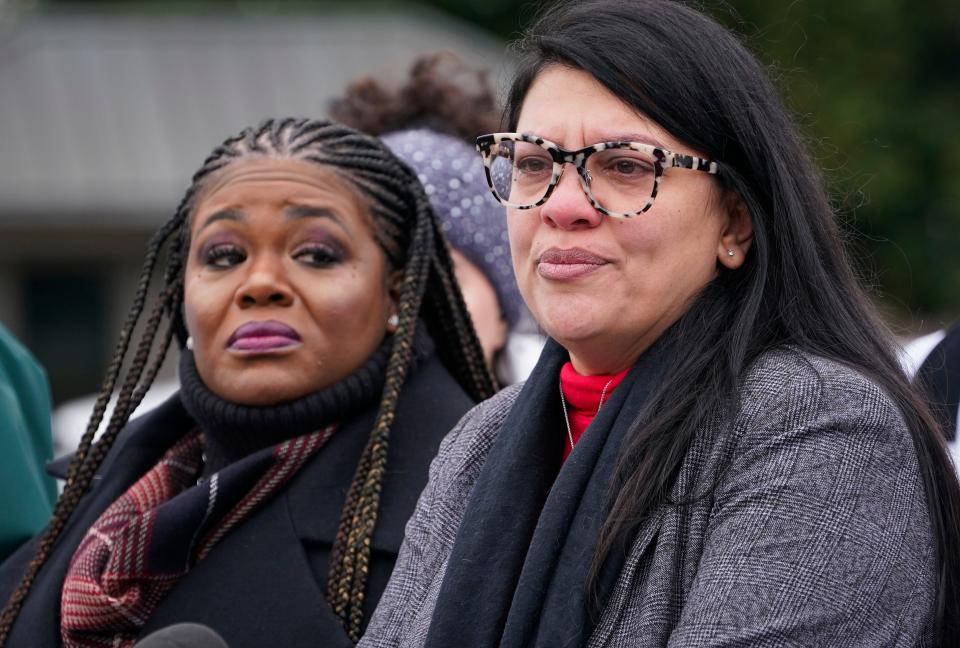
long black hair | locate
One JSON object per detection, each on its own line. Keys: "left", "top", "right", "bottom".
{"left": 506, "top": 0, "right": 960, "bottom": 641}
{"left": 0, "top": 118, "right": 496, "bottom": 645}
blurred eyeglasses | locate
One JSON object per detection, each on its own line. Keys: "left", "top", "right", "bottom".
{"left": 475, "top": 132, "right": 719, "bottom": 219}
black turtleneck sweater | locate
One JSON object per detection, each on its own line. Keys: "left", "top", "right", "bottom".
{"left": 178, "top": 332, "right": 434, "bottom": 474}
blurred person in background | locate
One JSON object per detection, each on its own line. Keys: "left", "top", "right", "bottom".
{"left": 357, "top": 1, "right": 960, "bottom": 646}
{"left": 903, "top": 323, "right": 960, "bottom": 470}
{"left": 331, "top": 53, "right": 542, "bottom": 385}
{"left": 0, "top": 324, "right": 56, "bottom": 563}
{"left": 0, "top": 118, "right": 494, "bottom": 648}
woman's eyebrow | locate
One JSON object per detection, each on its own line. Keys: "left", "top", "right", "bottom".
{"left": 592, "top": 132, "right": 664, "bottom": 148}
{"left": 285, "top": 205, "right": 354, "bottom": 239}
{"left": 526, "top": 131, "right": 666, "bottom": 149}
{"left": 197, "top": 208, "right": 245, "bottom": 233}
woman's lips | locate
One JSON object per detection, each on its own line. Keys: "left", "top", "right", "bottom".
{"left": 227, "top": 320, "right": 301, "bottom": 352}
{"left": 537, "top": 247, "right": 609, "bottom": 280}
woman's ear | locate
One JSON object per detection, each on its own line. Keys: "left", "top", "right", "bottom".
{"left": 717, "top": 191, "right": 754, "bottom": 270}
{"left": 385, "top": 269, "right": 403, "bottom": 333}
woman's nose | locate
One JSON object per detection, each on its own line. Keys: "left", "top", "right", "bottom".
{"left": 236, "top": 258, "right": 294, "bottom": 308}
{"left": 539, "top": 165, "right": 604, "bottom": 230}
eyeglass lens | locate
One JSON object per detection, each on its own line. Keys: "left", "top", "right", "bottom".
{"left": 487, "top": 140, "right": 657, "bottom": 213}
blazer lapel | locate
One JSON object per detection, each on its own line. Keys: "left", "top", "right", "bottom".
{"left": 588, "top": 505, "right": 669, "bottom": 648}
{"left": 587, "top": 412, "right": 728, "bottom": 647}
{"left": 286, "top": 355, "right": 471, "bottom": 555}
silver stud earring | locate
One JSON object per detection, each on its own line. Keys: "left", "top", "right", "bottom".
{"left": 727, "top": 249, "right": 736, "bottom": 257}
{"left": 186, "top": 336, "right": 194, "bottom": 350}
{"left": 387, "top": 314, "right": 399, "bottom": 328}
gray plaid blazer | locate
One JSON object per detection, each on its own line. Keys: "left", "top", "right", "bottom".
{"left": 360, "top": 349, "right": 937, "bottom": 647}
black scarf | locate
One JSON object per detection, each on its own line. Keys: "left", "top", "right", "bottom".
{"left": 424, "top": 335, "right": 673, "bottom": 648}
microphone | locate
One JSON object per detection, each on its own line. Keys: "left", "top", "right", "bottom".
{"left": 133, "top": 623, "right": 229, "bottom": 648}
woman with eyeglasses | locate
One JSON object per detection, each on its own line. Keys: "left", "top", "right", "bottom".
{"left": 359, "top": 1, "right": 960, "bottom": 646}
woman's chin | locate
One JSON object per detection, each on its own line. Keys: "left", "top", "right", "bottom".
{"left": 219, "top": 385, "right": 303, "bottom": 407}
{"left": 537, "top": 310, "right": 605, "bottom": 348}
{"left": 199, "top": 354, "right": 341, "bottom": 406}
{"left": 207, "top": 372, "right": 320, "bottom": 407}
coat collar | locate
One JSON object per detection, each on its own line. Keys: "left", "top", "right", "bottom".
{"left": 46, "top": 392, "right": 195, "bottom": 480}
{"left": 12, "top": 353, "right": 472, "bottom": 648}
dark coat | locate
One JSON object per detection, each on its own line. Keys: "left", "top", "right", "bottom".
{"left": 0, "top": 353, "right": 473, "bottom": 648}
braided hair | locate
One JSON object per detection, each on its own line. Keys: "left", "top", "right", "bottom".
{"left": 0, "top": 118, "right": 495, "bottom": 645}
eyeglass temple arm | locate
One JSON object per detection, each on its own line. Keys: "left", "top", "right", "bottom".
{"left": 671, "top": 152, "right": 719, "bottom": 175}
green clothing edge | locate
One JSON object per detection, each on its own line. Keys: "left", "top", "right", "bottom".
{"left": 0, "top": 323, "right": 56, "bottom": 560}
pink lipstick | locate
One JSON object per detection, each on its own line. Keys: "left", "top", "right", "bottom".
{"left": 227, "top": 320, "right": 301, "bottom": 352}
{"left": 537, "top": 247, "right": 609, "bottom": 280}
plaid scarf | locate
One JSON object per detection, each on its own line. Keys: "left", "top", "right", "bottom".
{"left": 60, "top": 425, "right": 335, "bottom": 648}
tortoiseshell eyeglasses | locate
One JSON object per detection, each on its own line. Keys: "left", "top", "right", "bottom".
{"left": 475, "top": 132, "right": 719, "bottom": 218}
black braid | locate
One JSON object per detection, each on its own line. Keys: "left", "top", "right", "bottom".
{"left": 329, "top": 204, "right": 435, "bottom": 639}
{"left": 0, "top": 212, "right": 185, "bottom": 644}
{"left": 0, "top": 118, "right": 494, "bottom": 646}
{"left": 290, "top": 119, "right": 496, "bottom": 639}
{"left": 0, "top": 132, "right": 241, "bottom": 645}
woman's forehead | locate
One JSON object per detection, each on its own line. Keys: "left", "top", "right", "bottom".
{"left": 185, "top": 157, "right": 377, "bottom": 245}
{"left": 517, "top": 66, "right": 693, "bottom": 154}
{"left": 193, "top": 157, "right": 366, "bottom": 214}
{"left": 196, "top": 157, "right": 353, "bottom": 201}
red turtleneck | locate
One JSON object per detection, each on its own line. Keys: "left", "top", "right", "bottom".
{"left": 559, "top": 362, "right": 629, "bottom": 462}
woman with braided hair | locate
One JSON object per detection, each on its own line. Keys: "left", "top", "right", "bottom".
{"left": 0, "top": 118, "right": 494, "bottom": 648}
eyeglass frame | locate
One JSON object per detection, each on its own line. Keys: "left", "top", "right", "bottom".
{"left": 475, "top": 132, "right": 720, "bottom": 219}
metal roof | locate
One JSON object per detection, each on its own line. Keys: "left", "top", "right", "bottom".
{"left": 0, "top": 5, "right": 506, "bottom": 227}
